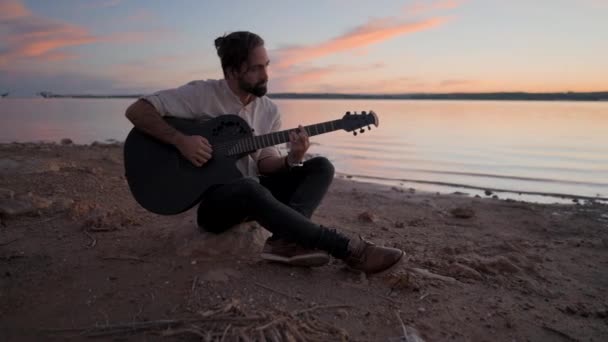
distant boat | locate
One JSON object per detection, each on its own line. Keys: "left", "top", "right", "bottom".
{"left": 1, "top": 92, "right": 8, "bottom": 98}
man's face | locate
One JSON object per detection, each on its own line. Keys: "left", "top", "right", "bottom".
{"left": 236, "top": 45, "right": 269, "bottom": 97}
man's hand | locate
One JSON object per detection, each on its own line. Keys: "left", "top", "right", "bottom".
{"left": 288, "top": 125, "right": 310, "bottom": 162}
{"left": 175, "top": 135, "right": 213, "bottom": 167}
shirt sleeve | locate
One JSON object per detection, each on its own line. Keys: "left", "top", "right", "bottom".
{"left": 141, "top": 81, "right": 203, "bottom": 118}
{"left": 257, "top": 112, "right": 282, "bottom": 161}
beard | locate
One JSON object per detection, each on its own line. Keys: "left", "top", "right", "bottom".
{"left": 239, "top": 78, "right": 267, "bottom": 97}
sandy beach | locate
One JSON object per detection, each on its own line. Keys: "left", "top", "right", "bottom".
{"left": 0, "top": 141, "right": 606, "bottom": 341}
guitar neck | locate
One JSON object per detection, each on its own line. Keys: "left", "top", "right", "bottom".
{"left": 228, "top": 119, "right": 342, "bottom": 156}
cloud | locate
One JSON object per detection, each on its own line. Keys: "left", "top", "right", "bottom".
{"left": 0, "top": 0, "right": 170, "bottom": 66}
{"left": 124, "top": 9, "right": 156, "bottom": 22}
{"left": 291, "top": 76, "right": 423, "bottom": 94}
{"left": 0, "top": 0, "right": 28, "bottom": 20}
{"left": 0, "top": 67, "right": 122, "bottom": 95}
{"left": 82, "top": 0, "right": 123, "bottom": 9}
{"left": 404, "top": 0, "right": 464, "bottom": 16}
{"left": 274, "top": 17, "right": 447, "bottom": 69}
{"left": 267, "top": 0, "right": 464, "bottom": 93}
{"left": 271, "top": 63, "right": 393, "bottom": 92}
{"left": 0, "top": 1, "right": 98, "bottom": 65}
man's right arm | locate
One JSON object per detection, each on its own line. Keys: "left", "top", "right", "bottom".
{"left": 125, "top": 99, "right": 213, "bottom": 167}
{"left": 125, "top": 99, "right": 183, "bottom": 146}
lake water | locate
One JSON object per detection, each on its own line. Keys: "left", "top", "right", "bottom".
{"left": 1, "top": 98, "right": 607, "bottom": 203}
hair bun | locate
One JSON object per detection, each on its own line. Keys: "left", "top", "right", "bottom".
{"left": 214, "top": 36, "right": 225, "bottom": 50}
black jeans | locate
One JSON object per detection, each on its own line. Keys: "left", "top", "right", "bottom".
{"left": 196, "top": 157, "right": 349, "bottom": 258}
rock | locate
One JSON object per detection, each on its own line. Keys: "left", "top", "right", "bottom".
{"left": 50, "top": 198, "right": 74, "bottom": 213}
{"left": 492, "top": 195, "right": 499, "bottom": 199}
{"left": 391, "top": 186, "right": 404, "bottom": 193}
{"left": 174, "top": 221, "right": 271, "bottom": 258}
{"left": 472, "top": 256, "right": 521, "bottom": 275}
{"left": 0, "top": 158, "right": 20, "bottom": 173}
{"left": 450, "top": 207, "right": 475, "bottom": 219}
{"left": 408, "top": 188, "right": 416, "bottom": 193}
{"left": 336, "top": 309, "right": 349, "bottom": 318}
{"left": 485, "top": 190, "right": 493, "bottom": 196}
{"left": 452, "top": 262, "right": 483, "bottom": 280}
{"left": 408, "top": 218, "right": 426, "bottom": 227}
{"left": 357, "top": 211, "right": 377, "bottom": 223}
{"left": 198, "top": 268, "right": 241, "bottom": 282}
{"left": 0, "top": 199, "right": 35, "bottom": 216}
{"left": 394, "top": 221, "right": 405, "bottom": 228}
{"left": 77, "top": 166, "right": 102, "bottom": 175}
{"left": 0, "top": 188, "right": 15, "bottom": 199}
{"left": 1, "top": 158, "right": 70, "bottom": 174}
{"left": 19, "top": 193, "right": 53, "bottom": 210}
{"left": 60, "top": 138, "right": 73, "bottom": 145}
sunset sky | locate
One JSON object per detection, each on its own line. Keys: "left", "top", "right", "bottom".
{"left": 1, "top": 0, "right": 607, "bottom": 96}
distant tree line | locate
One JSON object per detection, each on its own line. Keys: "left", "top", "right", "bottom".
{"left": 35, "top": 91, "right": 608, "bottom": 101}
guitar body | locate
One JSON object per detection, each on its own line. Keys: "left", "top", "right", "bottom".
{"left": 124, "top": 115, "right": 250, "bottom": 215}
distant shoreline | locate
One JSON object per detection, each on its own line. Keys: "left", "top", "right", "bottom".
{"left": 31, "top": 91, "right": 608, "bottom": 101}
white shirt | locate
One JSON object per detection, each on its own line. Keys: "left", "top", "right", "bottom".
{"left": 142, "top": 79, "right": 282, "bottom": 181}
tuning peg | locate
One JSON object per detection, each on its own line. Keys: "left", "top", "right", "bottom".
{"left": 353, "top": 131, "right": 357, "bottom": 136}
{"left": 368, "top": 126, "right": 371, "bottom": 130}
{"left": 359, "top": 128, "right": 365, "bottom": 133}
{"left": 362, "top": 111, "right": 366, "bottom": 114}
{"left": 346, "top": 111, "right": 351, "bottom": 115}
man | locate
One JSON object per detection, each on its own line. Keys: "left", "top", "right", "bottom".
{"left": 125, "top": 31, "right": 403, "bottom": 274}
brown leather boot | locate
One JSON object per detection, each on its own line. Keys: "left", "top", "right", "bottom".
{"left": 343, "top": 236, "right": 404, "bottom": 274}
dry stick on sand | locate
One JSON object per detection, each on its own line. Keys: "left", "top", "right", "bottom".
{"left": 341, "top": 282, "right": 406, "bottom": 305}
{"left": 0, "top": 237, "right": 21, "bottom": 246}
{"left": 84, "top": 230, "right": 96, "bottom": 248}
{"left": 45, "top": 303, "right": 351, "bottom": 339}
{"left": 395, "top": 311, "right": 408, "bottom": 339}
{"left": 253, "top": 281, "right": 297, "bottom": 299}
{"left": 45, "top": 316, "right": 266, "bottom": 336}
{"left": 9, "top": 213, "right": 65, "bottom": 229}
{"left": 101, "top": 255, "right": 145, "bottom": 263}
{"left": 407, "top": 267, "right": 459, "bottom": 284}
{"left": 541, "top": 325, "right": 578, "bottom": 341}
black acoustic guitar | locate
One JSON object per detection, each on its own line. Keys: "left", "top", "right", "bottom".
{"left": 124, "top": 111, "right": 379, "bottom": 215}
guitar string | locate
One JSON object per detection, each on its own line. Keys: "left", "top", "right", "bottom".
{"left": 200, "top": 119, "right": 356, "bottom": 156}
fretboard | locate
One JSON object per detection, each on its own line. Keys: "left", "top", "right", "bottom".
{"left": 227, "top": 119, "right": 342, "bottom": 156}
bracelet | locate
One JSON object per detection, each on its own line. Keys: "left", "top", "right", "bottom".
{"left": 285, "top": 153, "right": 304, "bottom": 169}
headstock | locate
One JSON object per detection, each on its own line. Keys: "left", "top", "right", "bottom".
{"left": 339, "top": 111, "right": 379, "bottom": 136}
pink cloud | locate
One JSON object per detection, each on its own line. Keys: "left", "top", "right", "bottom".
{"left": 0, "top": 0, "right": 29, "bottom": 20}
{"left": 271, "top": 63, "right": 388, "bottom": 91}
{"left": 0, "top": 0, "right": 170, "bottom": 66}
{"left": 274, "top": 75, "right": 422, "bottom": 94}
{"left": 274, "top": 17, "right": 447, "bottom": 68}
